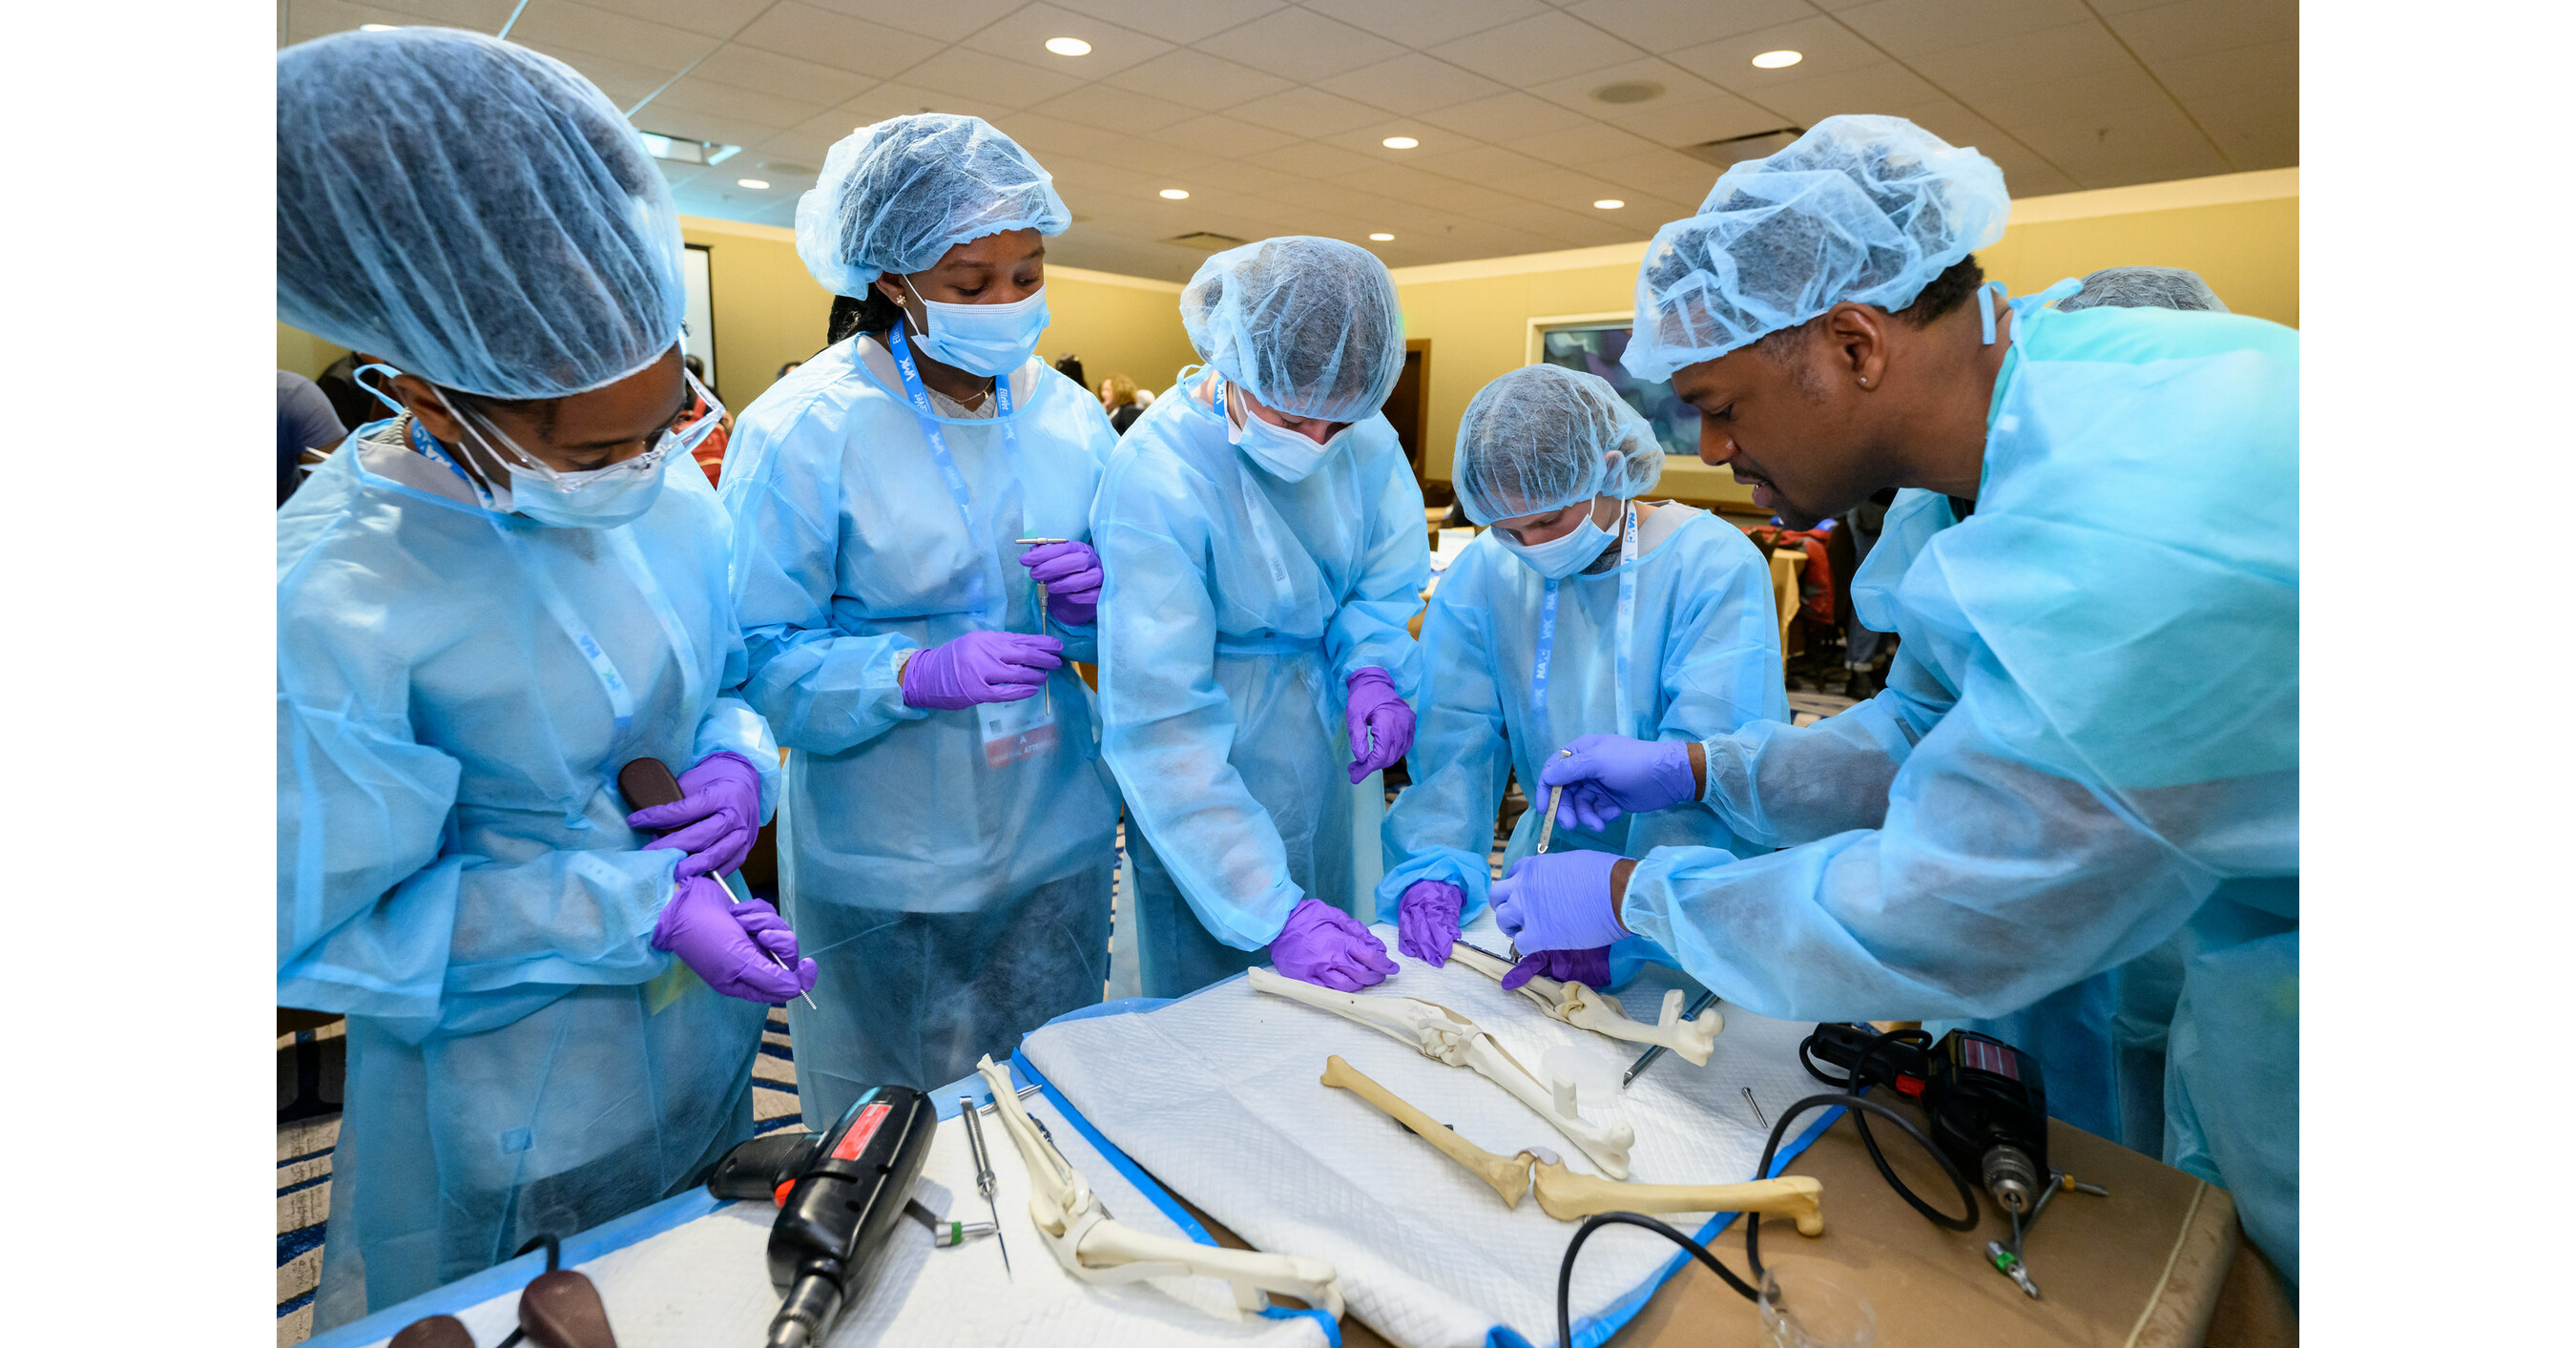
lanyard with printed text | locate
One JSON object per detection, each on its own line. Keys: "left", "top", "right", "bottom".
{"left": 1530, "top": 501, "right": 1641, "bottom": 738}
{"left": 886, "top": 325, "right": 1018, "bottom": 623}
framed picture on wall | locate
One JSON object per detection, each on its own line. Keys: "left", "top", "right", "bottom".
{"left": 1526, "top": 312, "right": 1698, "bottom": 458}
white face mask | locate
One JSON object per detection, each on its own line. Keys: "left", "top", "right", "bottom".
{"left": 1228, "top": 384, "right": 1347, "bottom": 482}
{"left": 1493, "top": 501, "right": 1617, "bottom": 580}
{"left": 902, "top": 277, "right": 1049, "bottom": 378}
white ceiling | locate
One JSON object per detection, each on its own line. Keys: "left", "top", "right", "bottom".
{"left": 277, "top": 0, "right": 2296, "bottom": 281}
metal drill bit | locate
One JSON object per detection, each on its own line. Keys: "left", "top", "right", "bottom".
{"left": 1621, "top": 989, "right": 1720, "bottom": 1087}
{"left": 958, "top": 1094, "right": 1011, "bottom": 1278}
{"left": 1535, "top": 747, "right": 1571, "bottom": 854}
{"left": 718, "top": 874, "right": 818, "bottom": 1009}
{"left": 2064, "top": 1177, "right": 2109, "bottom": 1197}
{"left": 1985, "top": 1241, "right": 2041, "bottom": 1299}
{"left": 904, "top": 1197, "right": 999, "bottom": 1248}
{"left": 1741, "top": 1087, "right": 1767, "bottom": 1129}
{"left": 1017, "top": 538, "right": 1067, "bottom": 717}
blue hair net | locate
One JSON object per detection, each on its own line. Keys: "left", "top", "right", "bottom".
{"left": 1621, "top": 114, "right": 2009, "bottom": 384}
{"left": 276, "top": 29, "right": 685, "bottom": 401}
{"left": 1454, "top": 364, "right": 1664, "bottom": 525}
{"left": 2059, "top": 265, "right": 2229, "bottom": 314}
{"left": 1182, "top": 237, "right": 1405, "bottom": 424}
{"left": 796, "top": 114, "right": 1070, "bottom": 296}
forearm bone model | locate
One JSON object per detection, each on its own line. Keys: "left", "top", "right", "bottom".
{"left": 968, "top": 1056, "right": 1343, "bottom": 1318}
{"left": 1319, "top": 1055, "right": 1823, "bottom": 1234}
{"left": 1246, "top": 966, "right": 1635, "bottom": 1179}
{"left": 1446, "top": 943, "right": 1724, "bottom": 1067}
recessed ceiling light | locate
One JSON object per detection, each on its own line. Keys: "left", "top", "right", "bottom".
{"left": 1752, "top": 50, "right": 1803, "bottom": 69}
{"left": 1159, "top": 188, "right": 1191, "bottom": 199}
{"left": 360, "top": 23, "right": 398, "bottom": 31}
{"left": 1369, "top": 233, "right": 1395, "bottom": 241}
{"left": 737, "top": 178, "right": 770, "bottom": 190}
{"left": 1381, "top": 135, "right": 1420, "bottom": 150}
{"left": 1045, "top": 37, "right": 1092, "bottom": 56}
{"left": 1593, "top": 198, "right": 1626, "bottom": 210}
{"left": 1590, "top": 80, "right": 1665, "bottom": 105}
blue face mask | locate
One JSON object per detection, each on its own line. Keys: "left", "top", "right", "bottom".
{"left": 438, "top": 369, "right": 723, "bottom": 529}
{"left": 903, "top": 277, "right": 1049, "bottom": 378}
{"left": 1493, "top": 500, "right": 1617, "bottom": 580}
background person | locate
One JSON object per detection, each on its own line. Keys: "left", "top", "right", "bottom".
{"left": 277, "top": 369, "right": 344, "bottom": 506}
{"left": 1093, "top": 236, "right": 1428, "bottom": 998}
{"left": 1100, "top": 371, "right": 1145, "bottom": 434}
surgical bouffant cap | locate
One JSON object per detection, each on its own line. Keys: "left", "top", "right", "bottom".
{"left": 1621, "top": 114, "right": 2009, "bottom": 384}
{"left": 1454, "top": 364, "right": 1664, "bottom": 525}
{"left": 797, "top": 114, "right": 1070, "bottom": 296}
{"left": 277, "top": 29, "right": 685, "bottom": 400}
{"left": 2058, "top": 265, "right": 2229, "bottom": 314}
{"left": 1182, "top": 237, "right": 1405, "bottom": 424}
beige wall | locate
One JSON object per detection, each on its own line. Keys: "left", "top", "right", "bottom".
{"left": 277, "top": 215, "right": 1201, "bottom": 416}
{"left": 1392, "top": 168, "right": 2301, "bottom": 508}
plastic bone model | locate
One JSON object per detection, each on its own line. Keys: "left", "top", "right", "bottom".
{"left": 1319, "top": 1055, "right": 1823, "bottom": 1234}
{"left": 1246, "top": 966, "right": 1635, "bottom": 1179}
{"left": 969, "top": 1056, "right": 1344, "bottom": 1318}
{"left": 1446, "top": 943, "right": 1724, "bottom": 1067}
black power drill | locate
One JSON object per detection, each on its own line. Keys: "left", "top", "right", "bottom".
{"left": 707, "top": 1085, "right": 938, "bottom": 1348}
{"left": 1804, "top": 1024, "right": 2050, "bottom": 1218}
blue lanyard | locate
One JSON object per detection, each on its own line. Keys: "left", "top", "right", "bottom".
{"left": 886, "top": 326, "right": 1017, "bottom": 623}
{"left": 406, "top": 415, "right": 499, "bottom": 509}
{"left": 1530, "top": 502, "right": 1641, "bottom": 737}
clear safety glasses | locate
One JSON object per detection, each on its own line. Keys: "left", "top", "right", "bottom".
{"left": 444, "top": 365, "right": 727, "bottom": 492}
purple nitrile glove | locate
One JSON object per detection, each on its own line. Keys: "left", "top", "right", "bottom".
{"left": 1540, "top": 734, "right": 1699, "bottom": 831}
{"left": 1270, "top": 896, "right": 1399, "bottom": 991}
{"left": 1343, "top": 668, "right": 1415, "bottom": 784}
{"left": 901, "top": 630, "right": 1063, "bottom": 710}
{"left": 627, "top": 751, "right": 762, "bottom": 879}
{"left": 1396, "top": 881, "right": 1465, "bottom": 965}
{"left": 1502, "top": 945, "right": 1611, "bottom": 992}
{"left": 1489, "top": 849, "right": 1627, "bottom": 953}
{"left": 652, "top": 876, "right": 819, "bottom": 1004}
{"left": 1021, "top": 540, "right": 1102, "bottom": 627}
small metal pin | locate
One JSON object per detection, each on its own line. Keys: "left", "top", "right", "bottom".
{"left": 1535, "top": 747, "right": 1571, "bottom": 854}
{"left": 1017, "top": 538, "right": 1068, "bottom": 717}
{"left": 1741, "top": 1087, "right": 1767, "bottom": 1129}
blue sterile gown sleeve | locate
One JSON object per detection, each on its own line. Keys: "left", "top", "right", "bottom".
{"left": 1618, "top": 302, "right": 2299, "bottom": 1282}
{"left": 278, "top": 434, "right": 779, "bottom": 1327}
{"left": 718, "top": 339, "right": 1122, "bottom": 1114}
{"left": 1092, "top": 368, "right": 1428, "bottom": 998}
{"left": 1379, "top": 510, "right": 1785, "bottom": 986}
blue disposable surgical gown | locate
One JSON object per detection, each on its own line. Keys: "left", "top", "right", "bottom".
{"left": 1628, "top": 301, "right": 2300, "bottom": 1281}
{"left": 720, "top": 337, "right": 1122, "bottom": 1115}
{"left": 1379, "top": 508, "right": 1786, "bottom": 981}
{"left": 1092, "top": 367, "right": 1429, "bottom": 997}
{"left": 278, "top": 429, "right": 783, "bottom": 1328}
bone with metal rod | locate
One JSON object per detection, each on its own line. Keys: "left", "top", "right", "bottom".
{"left": 1446, "top": 942, "right": 1724, "bottom": 1067}
{"left": 1248, "top": 966, "right": 1633, "bottom": 1178}
{"left": 971, "top": 1055, "right": 1344, "bottom": 1318}
{"left": 1319, "top": 1055, "right": 1822, "bottom": 1232}
{"left": 1622, "top": 988, "right": 1723, "bottom": 1087}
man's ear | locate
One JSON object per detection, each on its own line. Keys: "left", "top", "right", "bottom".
{"left": 1821, "top": 302, "right": 1891, "bottom": 392}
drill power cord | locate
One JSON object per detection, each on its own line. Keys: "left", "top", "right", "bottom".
{"left": 1554, "top": 1027, "right": 1981, "bottom": 1347}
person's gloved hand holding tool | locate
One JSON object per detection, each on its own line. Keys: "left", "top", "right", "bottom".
{"left": 1396, "top": 880, "right": 1465, "bottom": 965}
{"left": 1344, "top": 668, "right": 1414, "bottom": 784}
{"left": 1489, "top": 850, "right": 1627, "bottom": 953}
{"left": 1541, "top": 734, "right": 1701, "bottom": 831}
{"left": 654, "top": 875, "right": 819, "bottom": 1004}
{"left": 1502, "top": 945, "right": 1611, "bottom": 991}
{"left": 1271, "top": 897, "right": 1399, "bottom": 991}
{"left": 1020, "top": 540, "right": 1103, "bottom": 627}
{"left": 901, "top": 630, "right": 1063, "bottom": 709}
{"left": 624, "top": 751, "right": 762, "bottom": 878}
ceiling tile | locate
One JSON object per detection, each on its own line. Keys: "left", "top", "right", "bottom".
{"left": 648, "top": 74, "right": 825, "bottom": 130}
{"left": 2145, "top": 38, "right": 2296, "bottom": 106}
{"left": 900, "top": 46, "right": 1092, "bottom": 111}
{"left": 1902, "top": 20, "right": 2137, "bottom": 93}
{"left": 1523, "top": 56, "right": 1727, "bottom": 119}
{"left": 1315, "top": 52, "right": 1508, "bottom": 116}
{"left": 839, "top": 80, "right": 1015, "bottom": 126}
{"left": 510, "top": 0, "right": 721, "bottom": 70}
{"left": 1742, "top": 61, "right": 1942, "bottom": 127}
{"left": 1334, "top": 165, "right": 1527, "bottom": 215}
{"left": 1560, "top": 0, "right": 1811, "bottom": 52}
{"left": 1969, "top": 62, "right": 2175, "bottom": 131}
{"left": 1142, "top": 113, "right": 1306, "bottom": 157}
{"left": 1598, "top": 91, "right": 1787, "bottom": 149}
{"left": 358, "top": 0, "right": 517, "bottom": 28}
{"left": 1195, "top": 8, "right": 1407, "bottom": 84}
{"left": 1049, "top": 0, "right": 1285, "bottom": 48}
{"left": 731, "top": 3, "right": 946, "bottom": 78}
{"left": 798, "top": 0, "right": 1034, "bottom": 43}
{"left": 1027, "top": 83, "right": 1207, "bottom": 134}
{"left": 1408, "top": 142, "right": 1562, "bottom": 186}
{"left": 1308, "top": 118, "right": 1463, "bottom": 160}
{"left": 1830, "top": 0, "right": 2096, "bottom": 57}
{"left": 573, "top": 0, "right": 776, "bottom": 40}
{"left": 2102, "top": 0, "right": 2297, "bottom": 64}
{"left": 1585, "top": 144, "right": 1728, "bottom": 199}
{"left": 1103, "top": 47, "right": 1297, "bottom": 113}
{"left": 1296, "top": 0, "right": 1548, "bottom": 50}
{"left": 2177, "top": 90, "right": 2296, "bottom": 170}
{"left": 2006, "top": 99, "right": 2233, "bottom": 187}
{"left": 688, "top": 44, "right": 879, "bottom": 105}
{"left": 952, "top": 4, "right": 1177, "bottom": 79}
{"left": 1415, "top": 91, "right": 1594, "bottom": 141}
{"left": 1428, "top": 10, "right": 1642, "bottom": 87}
{"left": 1223, "top": 85, "right": 1393, "bottom": 137}
{"left": 1509, "top": 120, "right": 1666, "bottom": 171}
{"left": 767, "top": 105, "right": 881, "bottom": 156}
{"left": 633, "top": 105, "right": 791, "bottom": 150}
{"left": 512, "top": 43, "right": 677, "bottom": 108}
{"left": 985, "top": 111, "right": 1132, "bottom": 159}
{"left": 1874, "top": 96, "right": 2076, "bottom": 196}
{"left": 1244, "top": 140, "right": 1390, "bottom": 181}
{"left": 1668, "top": 16, "right": 1883, "bottom": 93}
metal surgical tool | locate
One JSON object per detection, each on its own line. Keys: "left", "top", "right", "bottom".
{"left": 958, "top": 1093, "right": 1012, "bottom": 1278}
{"left": 1534, "top": 747, "right": 1571, "bottom": 854}
{"left": 1620, "top": 989, "right": 1721, "bottom": 1087}
{"left": 1016, "top": 537, "right": 1067, "bottom": 717}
